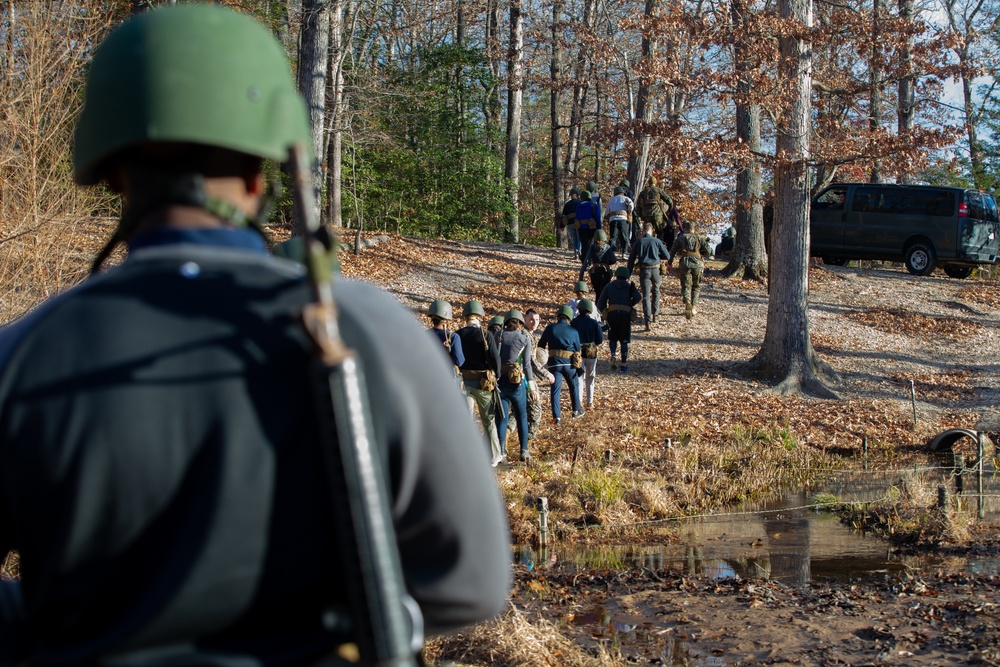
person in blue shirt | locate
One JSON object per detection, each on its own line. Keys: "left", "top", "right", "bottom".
{"left": 574, "top": 190, "right": 602, "bottom": 281}
{"left": 538, "top": 305, "right": 584, "bottom": 424}
{"left": 627, "top": 222, "right": 672, "bottom": 331}
{"left": 571, "top": 299, "right": 604, "bottom": 408}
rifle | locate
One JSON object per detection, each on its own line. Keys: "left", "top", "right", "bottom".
{"left": 290, "top": 144, "right": 422, "bottom": 667}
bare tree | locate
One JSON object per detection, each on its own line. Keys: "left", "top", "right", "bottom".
{"left": 627, "top": 0, "right": 658, "bottom": 194}
{"left": 896, "top": 0, "right": 916, "bottom": 183}
{"left": 504, "top": 0, "right": 524, "bottom": 242}
{"left": 745, "top": 0, "right": 839, "bottom": 398}
{"left": 295, "top": 0, "right": 330, "bottom": 235}
{"left": 551, "top": 0, "right": 567, "bottom": 248}
{"left": 723, "top": 0, "right": 767, "bottom": 282}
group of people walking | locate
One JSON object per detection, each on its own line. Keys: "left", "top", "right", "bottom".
{"left": 425, "top": 200, "right": 711, "bottom": 467}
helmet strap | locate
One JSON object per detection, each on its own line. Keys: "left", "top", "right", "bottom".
{"left": 90, "top": 169, "right": 279, "bottom": 275}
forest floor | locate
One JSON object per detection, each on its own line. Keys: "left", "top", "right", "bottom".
{"left": 340, "top": 235, "right": 1000, "bottom": 667}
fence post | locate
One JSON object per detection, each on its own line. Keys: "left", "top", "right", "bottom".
{"left": 954, "top": 452, "right": 964, "bottom": 494}
{"left": 536, "top": 497, "right": 549, "bottom": 549}
{"left": 910, "top": 380, "right": 918, "bottom": 428}
{"left": 862, "top": 437, "right": 868, "bottom": 471}
{"left": 978, "top": 432, "right": 985, "bottom": 520}
{"left": 937, "top": 484, "right": 947, "bottom": 509}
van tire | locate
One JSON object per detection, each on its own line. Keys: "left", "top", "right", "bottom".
{"left": 822, "top": 256, "right": 849, "bottom": 266}
{"left": 943, "top": 265, "right": 974, "bottom": 279}
{"left": 904, "top": 243, "right": 936, "bottom": 276}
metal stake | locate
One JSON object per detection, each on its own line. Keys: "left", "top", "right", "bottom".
{"left": 537, "top": 497, "right": 549, "bottom": 548}
{"left": 978, "top": 432, "right": 985, "bottom": 520}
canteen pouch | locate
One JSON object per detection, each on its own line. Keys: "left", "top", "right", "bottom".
{"left": 581, "top": 342, "right": 598, "bottom": 359}
{"left": 570, "top": 351, "right": 583, "bottom": 369}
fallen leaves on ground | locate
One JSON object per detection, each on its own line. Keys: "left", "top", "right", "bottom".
{"left": 844, "top": 306, "right": 981, "bottom": 341}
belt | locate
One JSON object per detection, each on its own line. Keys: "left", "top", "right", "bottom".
{"left": 641, "top": 264, "right": 660, "bottom": 268}
{"left": 460, "top": 369, "right": 489, "bottom": 380}
{"left": 608, "top": 305, "right": 632, "bottom": 313}
{"left": 501, "top": 363, "right": 521, "bottom": 374}
{"left": 550, "top": 349, "right": 574, "bottom": 359}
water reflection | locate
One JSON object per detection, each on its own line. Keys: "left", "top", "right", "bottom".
{"left": 516, "top": 490, "right": 1000, "bottom": 582}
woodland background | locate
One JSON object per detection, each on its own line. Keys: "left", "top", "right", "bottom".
{"left": 0, "top": 0, "right": 998, "bottom": 391}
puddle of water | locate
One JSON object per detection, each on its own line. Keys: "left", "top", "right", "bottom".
{"left": 517, "top": 487, "right": 1000, "bottom": 583}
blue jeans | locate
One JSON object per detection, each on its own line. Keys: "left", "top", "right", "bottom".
{"left": 567, "top": 225, "right": 581, "bottom": 255}
{"left": 549, "top": 363, "right": 582, "bottom": 420}
{"left": 496, "top": 379, "right": 528, "bottom": 456}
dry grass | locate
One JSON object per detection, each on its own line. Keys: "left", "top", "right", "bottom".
{"left": 426, "top": 605, "right": 625, "bottom": 667}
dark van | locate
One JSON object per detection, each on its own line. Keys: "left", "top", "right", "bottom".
{"left": 810, "top": 183, "right": 999, "bottom": 278}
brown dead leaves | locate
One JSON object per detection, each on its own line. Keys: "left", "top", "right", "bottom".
{"left": 958, "top": 280, "right": 1000, "bottom": 309}
{"left": 844, "top": 306, "right": 981, "bottom": 341}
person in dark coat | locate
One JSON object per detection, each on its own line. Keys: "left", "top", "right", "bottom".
{"left": 538, "top": 305, "right": 584, "bottom": 425}
{"left": 597, "top": 266, "right": 642, "bottom": 372}
{"left": 571, "top": 298, "right": 604, "bottom": 407}
{"left": 627, "top": 223, "right": 672, "bottom": 331}
{"left": 0, "top": 6, "right": 509, "bottom": 664}
{"left": 583, "top": 229, "right": 617, "bottom": 306}
{"left": 574, "top": 190, "right": 602, "bottom": 281}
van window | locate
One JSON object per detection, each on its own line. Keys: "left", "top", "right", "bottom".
{"left": 967, "top": 191, "right": 986, "bottom": 220}
{"left": 984, "top": 194, "right": 999, "bottom": 223}
{"left": 816, "top": 187, "right": 847, "bottom": 210}
{"left": 853, "top": 186, "right": 954, "bottom": 216}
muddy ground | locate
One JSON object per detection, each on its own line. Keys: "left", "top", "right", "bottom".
{"left": 346, "top": 237, "right": 1000, "bottom": 666}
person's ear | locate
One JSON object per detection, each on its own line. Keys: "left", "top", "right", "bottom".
{"left": 246, "top": 171, "right": 266, "bottom": 197}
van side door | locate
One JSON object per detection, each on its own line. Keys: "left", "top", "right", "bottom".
{"left": 810, "top": 185, "right": 849, "bottom": 256}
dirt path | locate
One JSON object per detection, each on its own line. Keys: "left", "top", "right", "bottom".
{"left": 341, "top": 236, "right": 1000, "bottom": 667}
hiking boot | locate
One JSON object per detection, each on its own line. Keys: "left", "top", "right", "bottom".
{"left": 691, "top": 306, "right": 698, "bottom": 316}
{"left": 644, "top": 321, "right": 651, "bottom": 332}
{"left": 620, "top": 365, "right": 628, "bottom": 373}
{"left": 572, "top": 409, "right": 585, "bottom": 418}
{"left": 610, "top": 356, "right": 618, "bottom": 370}
{"left": 684, "top": 304, "right": 693, "bottom": 320}
{"left": 520, "top": 451, "right": 531, "bottom": 462}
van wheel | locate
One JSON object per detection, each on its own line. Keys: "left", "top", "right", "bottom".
{"left": 822, "top": 256, "right": 849, "bottom": 266}
{"left": 904, "top": 243, "right": 936, "bottom": 276}
{"left": 943, "top": 265, "right": 974, "bottom": 279}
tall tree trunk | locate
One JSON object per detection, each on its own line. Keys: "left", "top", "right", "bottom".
{"left": 325, "top": 0, "right": 345, "bottom": 228}
{"left": 564, "top": 0, "right": 596, "bottom": 183}
{"left": 485, "top": 0, "right": 502, "bottom": 151}
{"left": 960, "top": 46, "right": 986, "bottom": 188}
{"left": 896, "top": 0, "right": 915, "bottom": 183}
{"left": 456, "top": 0, "right": 466, "bottom": 145}
{"left": 745, "top": 0, "right": 838, "bottom": 399}
{"left": 551, "top": 0, "right": 567, "bottom": 249}
{"left": 505, "top": 0, "right": 524, "bottom": 242}
{"left": 628, "top": 0, "right": 657, "bottom": 193}
{"left": 723, "top": 0, "right": 767, "bottom": 282}
{"left": 295, "top": 0, "right": 330, "bottom": 235}
{"left": 868, "top": 0, "right": 883, "bottom": 183}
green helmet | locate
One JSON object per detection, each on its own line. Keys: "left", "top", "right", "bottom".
{"left": 462, "top": 300, "right": 485, "bottom": 318}
{"left": 615, "top": 266, "right": 631, "bottom": 279}
{"left": 613, "top": 186, "right": 624, "bottom": 195}
{"left": 428, "top": 299, "right": 453, "bottom": 320}
{"left": 578, "top": 298, "right": 595, "bottom": 314}
{"left": 489, "top": 315, "right": 505, "bottom": 328}
{"left": 569, "top": 187, "right": 580, "bottom": 196}
{"left": 74, "top": 4, "right": 310, "bottom": 185}
{"left": 586, "top": 181, "right": 598, "bottom": 192}
{"left": 580, "top": 190, "right": 592, "bottom": 201}
{"left": 595, "top": 229, "right": 608, "bottom": 242}
{"left": 504, "top": 309, "right": 524, "bottom": 325}
{"left": 574, "top": 280, "right": 588, "bottom": 293}
{"left": 558, "top": 305, "right": 574, "bottom": 321}
{"left": 621, "top": 179, "right": 630, "bottom": 188}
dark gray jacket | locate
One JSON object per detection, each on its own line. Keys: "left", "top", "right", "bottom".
{"left": 0, "top": 239, "right": 510, "bottom": 666}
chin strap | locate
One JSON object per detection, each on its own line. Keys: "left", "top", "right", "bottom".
{"left": 90, "top": 169, "right": 279, "bottom": 275}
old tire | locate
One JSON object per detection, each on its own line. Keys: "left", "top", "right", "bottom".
{"left": 904, "top": 243, "right": 936, "bottom": 276}
{"left": 822, "top": 256, "right": 849, "bottom": 266}
{"left": 943, "top": 265, "right": 974, "bottom": 279}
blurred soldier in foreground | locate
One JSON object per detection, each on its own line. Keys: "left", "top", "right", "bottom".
{"left": 670, "top": 221, "right": 713, "bottom": 319}
{"left": 0, "top": 5, "right": 508, "bottom": 665}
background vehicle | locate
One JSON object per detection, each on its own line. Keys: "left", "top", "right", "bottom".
{"left": 810, "top": 183, "right": 999, "bottom": 278}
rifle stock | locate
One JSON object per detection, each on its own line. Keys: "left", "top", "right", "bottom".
{"left": 290, "top": 144, "right": 422, "bottom": 667}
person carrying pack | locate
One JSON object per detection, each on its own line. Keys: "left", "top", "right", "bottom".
{"left": 495, "top": 310, "right": 537, "bottom": 463}
{"left": 538, "top": 305, "right": 584, "bottom": 425}
{"left": 669, "top": 221, "right": 713, "bottom": 319}
{"left": 456, "top": 300, "right": 504, "bottom": 465}
{"left": 596, "top": 266, "right": 642, "bottom": 372}
{"left": 0, "top": 6, "right": 509, "bottom": 665}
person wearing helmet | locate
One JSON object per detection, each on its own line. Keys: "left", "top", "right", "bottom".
{"left": 0, "top": 6, "right": 509, "bottom": 665}
{"left": 628, "top": 222, "right": 673, "bottom": 331}
{"left": 565, "top": 280, "right": 591, "bottom": 320}
{"left": 637, "top": 176, "right": 677, "bottom": 246}
{"left": 562, "top": 187, "right": 582, "bottom": 259}
{"left": 605, "top": 185, "right": 635, "bottom": 255}
{"left": 582, "top": 229, "right": 617, "bottom": 302}
{"left": 428, "top": 299, "right": 465, "bottom": 369}
{"left": 586, "top": 180, "right": 604, "bottom": 224}
{"left": 619, "top": 178, "right": 635, "bottom": 200}
{"left": 538, "top": 305, "right": 584, "bottom": 424}
{"left": 522, "top": 308, "right": 554, "bottom": 440}
{"left": 495, "top": 310, "right": 536, "bottom": 462}
{"left": 597, "top": 266, "right": 642, "bottom": 371}
{"left": 571, "top": 299, "right": 604, "bottom": 407}
{"left": 456, "top": 300, "right": 503, "bottom": 466}
{"left": 574, "top": 190, "right": 602, "bottom": 281}
{"left": 669, "top": 221, "right": 713, "bottom": 319}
